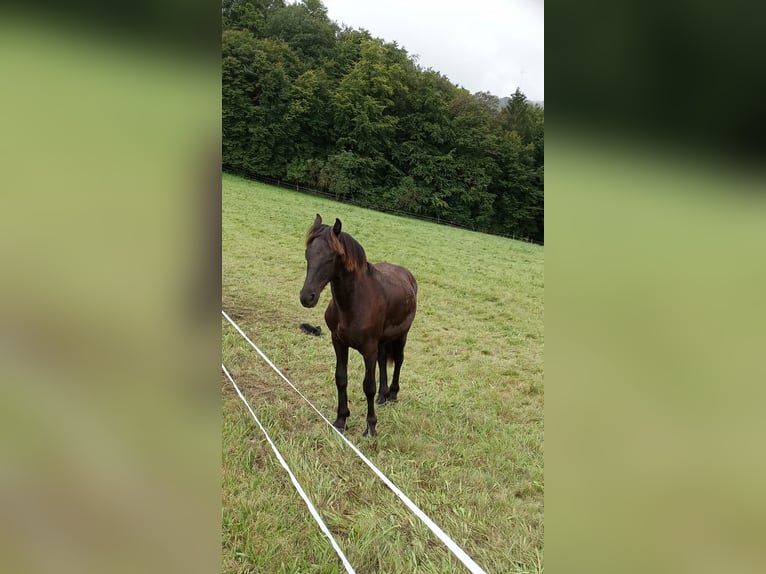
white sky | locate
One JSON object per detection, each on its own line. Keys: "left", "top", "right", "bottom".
{"left": 319, "top": 0, "right": 544, "bottom": 102}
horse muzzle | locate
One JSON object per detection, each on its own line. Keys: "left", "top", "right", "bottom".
{"left": 300, "top": 289, "right": 318, "bottom": 308}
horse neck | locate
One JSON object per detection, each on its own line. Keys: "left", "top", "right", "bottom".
{"left": 330, "top": 266, "right": 364, "bottom": 312}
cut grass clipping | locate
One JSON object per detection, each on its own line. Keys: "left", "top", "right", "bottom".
{"left": 222, "top": 173, "right": 544, "bottom": 573}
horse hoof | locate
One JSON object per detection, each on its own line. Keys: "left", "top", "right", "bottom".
{"left": 363, "top": 426, "right": 377, "bottom": 437}
{"left": 376, "top": 395, "right": 387, "bottom": 405}
{"left": 333, "top": 421, "right": 346, "bottom": 432}
{"left": 388, "top": 394, "right": 398, "bottom": 403}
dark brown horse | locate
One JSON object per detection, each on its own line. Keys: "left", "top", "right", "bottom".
{"left": 300, "top": 214, "right": 417, "bottom": 437}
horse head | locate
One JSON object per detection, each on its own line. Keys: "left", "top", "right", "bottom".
{"left": 300, "top": 214, "right": 343, "bottom": 308}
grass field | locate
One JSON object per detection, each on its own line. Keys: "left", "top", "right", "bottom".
{"left": 222, "top": 173, "right": 544, "bottom": 573}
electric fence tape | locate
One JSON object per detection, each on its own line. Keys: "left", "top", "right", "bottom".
{"left": 222, "top": 309, "right": 487, "bottom": 574}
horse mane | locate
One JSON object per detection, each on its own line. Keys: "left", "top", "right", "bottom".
{"left": 306, "top": 220, "right": 369, "bottom": 274}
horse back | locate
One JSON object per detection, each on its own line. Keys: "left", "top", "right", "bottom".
{"left": 373, "top": 262, "right": 417, "bottom": 299}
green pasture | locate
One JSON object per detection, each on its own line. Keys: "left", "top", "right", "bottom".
{"left": 222, "top": 173, "right": 544, "bottom": 573}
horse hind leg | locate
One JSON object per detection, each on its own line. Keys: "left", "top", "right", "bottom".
{"left": 388, "top": 337, "right": 406, "bottom": 402}
{"left": 377, "top": 343, "right": 389, "bottom": 404}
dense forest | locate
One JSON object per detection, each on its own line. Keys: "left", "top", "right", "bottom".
{"left": 222, "top": 0, "right": 544, "bottom": 243}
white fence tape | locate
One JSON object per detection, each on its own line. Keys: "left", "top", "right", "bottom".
{"left": 222, "top": 310, "right": 487, "bottom": 574}
{"left": 221, "top": 363, "right": 355, "bottom": 574}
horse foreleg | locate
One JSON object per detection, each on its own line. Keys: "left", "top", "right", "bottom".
{"left": 332, "top": 336, "right": 350, "bottom": 431}
{"left": 376, "top": 343, "right": 389, "bottom": 404}
{"left": 362, "top": 349, "right": 378, "bottom": 437}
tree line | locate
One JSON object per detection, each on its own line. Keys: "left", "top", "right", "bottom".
{"left": 223, "top": 0, "right": 544, "bottom": 243}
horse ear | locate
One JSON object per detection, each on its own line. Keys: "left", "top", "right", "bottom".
{"left": 333, "top": 218, "right": 342, "bottom": 236}
{"left": 314, "top": 213, "right": 322, "bottom": 225}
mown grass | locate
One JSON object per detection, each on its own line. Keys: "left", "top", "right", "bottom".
{"left": 222, "top": 173, "right": 544, "bottom": 573}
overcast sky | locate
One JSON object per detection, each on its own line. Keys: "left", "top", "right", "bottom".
{"left": 319, "top": 0, "right": 544, "bottom": 102}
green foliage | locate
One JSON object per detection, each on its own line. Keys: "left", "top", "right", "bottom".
{"left": 222, "top": 0, "right": 544, "bottom": 242}
{"left": 501, "top": 87, "right": 532, "bottom": 138}
{"left": 222, "top": 0, "right": 267, "bottom": 35}
{"left": 265, "top": 0, "right": 338, "bottom": 66}
{"left": 317, "top": 151, "right": 363, "bottom": 197}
